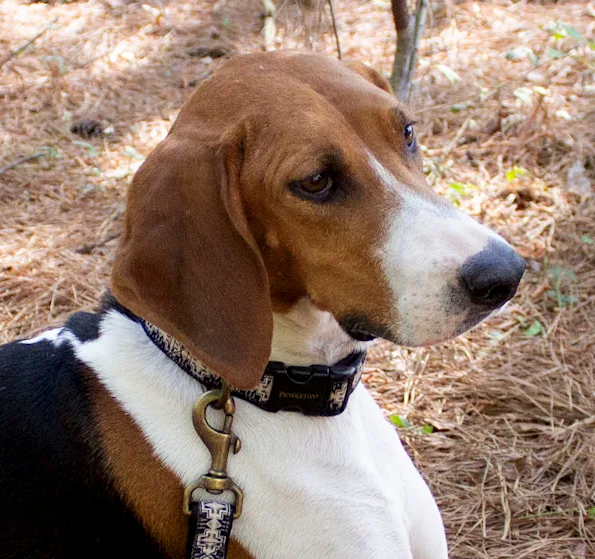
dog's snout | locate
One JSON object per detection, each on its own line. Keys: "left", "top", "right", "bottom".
{"left": 460, "top": 240, "right": 526, "bottom": 309}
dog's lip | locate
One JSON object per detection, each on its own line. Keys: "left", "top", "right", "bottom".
{"left": 337, "top": 315, "right": 384, "bottom": 342}
{"left": 394, "top": 308, "right": 495, "bottom": 348}
{"left": 345, "top": 328, "right": 377, "bottom": 342}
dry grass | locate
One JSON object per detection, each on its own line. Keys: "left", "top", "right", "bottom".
{"left": 1, "top": 0, "right": 594, "bottom": 557}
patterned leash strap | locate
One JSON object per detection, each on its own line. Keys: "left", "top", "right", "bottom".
{"left": 187, "top": 501, "right": 235, "bottom": 559}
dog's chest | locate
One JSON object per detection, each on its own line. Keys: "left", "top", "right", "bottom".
{"left": 75, "top": 312, "right": 419, "bottom": 559}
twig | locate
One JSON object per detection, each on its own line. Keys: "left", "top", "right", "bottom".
{"left": 327, "top": 0, "right": 342, "bottom": 60}
{"left": 0, "top": 152, "right": 46, "bottom": 176}
{"left": 441, "top": 116, "right": 471, "bottom": 158}
{"left": 261, "top": 0, "right": 277, "bottom": 52}
{"left": 414, "top": 64, "right": 543, "bottom": 116}
{"left": 0, "top": 19, "right": 58, "bottom": 70}
{"left": 72, "top": 50, "right": 114, "bottom": 71}
{"left": 404, "top": 0, "right": 428, "bottom": 97}
{"left": 75, "top": 232, "right": 122, "bottom": 255}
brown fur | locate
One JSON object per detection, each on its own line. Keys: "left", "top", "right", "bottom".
{"left": 92, "top": 374, "right": 254, "bottom": 558}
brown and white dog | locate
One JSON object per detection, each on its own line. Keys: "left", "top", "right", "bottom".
{"left": 0, "top": 51, "right": 525, "bottom": 559}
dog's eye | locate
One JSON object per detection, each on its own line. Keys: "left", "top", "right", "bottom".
{"left": 302, "top": 172, "right": 332, "bottom": 193}
{"left": 404, "top": 123, "right": 415, "bottom": 148}
{"left": 291, "top": 171, "right": 334, "bottom": 201}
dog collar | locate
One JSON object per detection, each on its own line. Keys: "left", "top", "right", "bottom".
{"left": 139, "top": 319, "right": 366, "bottom": 417}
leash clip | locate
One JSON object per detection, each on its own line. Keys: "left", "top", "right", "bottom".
{"left": 183, "top": 384, "right": 243, "bottom": 519}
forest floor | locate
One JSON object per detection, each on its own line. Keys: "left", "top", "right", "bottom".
{"left": 1, "top": 0, "right": 594, "bottom": 556}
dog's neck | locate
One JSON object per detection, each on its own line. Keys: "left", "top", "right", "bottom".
{"left": 130, "top": 294, "right": 369, "bottom": 415}
{"left": 270, "top": 298, "right": 371, "bottom": 366}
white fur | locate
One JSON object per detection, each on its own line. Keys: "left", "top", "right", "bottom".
{"left": 72, "top": 308, "right": 448, "bottom": 559}
{"left": 368, "top": 153, "right": 510, "bottom": 346}
{"left": 270, "top": 297, "right": 370, "bottom": 365}
{"left": 368, "top": 151, "right": 403, "bottom": 195}
{"left": 20, "top": 328, "right": 69, "bottom": 346}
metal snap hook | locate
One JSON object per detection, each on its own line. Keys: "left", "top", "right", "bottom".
{"left": 183, "top": 384, "right": 243, "bottom": 518}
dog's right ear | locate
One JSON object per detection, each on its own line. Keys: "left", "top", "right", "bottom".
{"left": 342, "top": 60, "right": 393, "bottom": 95}
{"left": 111, "top": 127, "right": 273, "bottom": 390}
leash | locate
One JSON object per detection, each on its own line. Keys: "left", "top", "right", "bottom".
{"left": 101, "top": 298, "right": 367, "bottom": 557}
{"left": 175, "top": 352, "right": 366, "bottom": 559}
{"left": 100, "top": 297, "right": 368, "bottom": 556}
{"left": 184, "top": 383, "right": 243, "bottom": 559}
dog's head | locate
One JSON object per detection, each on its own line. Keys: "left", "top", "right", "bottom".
{"left": 112, "top": 51, "right": 525, "bottom": 389}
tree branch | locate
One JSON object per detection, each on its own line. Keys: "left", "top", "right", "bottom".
{"left": 327, "top": 0, "right": 342, "bottom": 59}
{"left": 391, "top": 0, "right": 409, "bottom": 32}
{"left": 389, "top": 0, "right": 428, "bottom": 102}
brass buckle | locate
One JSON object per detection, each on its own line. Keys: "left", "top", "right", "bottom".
{"left": 183, "top": 383, "right": 244, "bottom": 519}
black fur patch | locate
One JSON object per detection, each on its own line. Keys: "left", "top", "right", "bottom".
{"left": 0, "top": 326, "right": 165, "bottom": 557}
{"left": 65, "top": 311, "right": 101, "bottom": 342}
{"left": 99, "top": 290, "right": 140, "bottom": 322}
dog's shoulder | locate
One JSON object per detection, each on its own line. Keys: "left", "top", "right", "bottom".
{"left": 0, "top": 310, "right": 166, "bottom": 559}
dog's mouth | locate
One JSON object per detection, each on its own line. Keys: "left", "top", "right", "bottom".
{"left": 453, "top": 309, "right": 494, "bottom": 336}
{"left": 339, "top": 315, "right": 383, "bottom": 342}
{"left": 340, "top": 308, "right": 496, "bottom": 347}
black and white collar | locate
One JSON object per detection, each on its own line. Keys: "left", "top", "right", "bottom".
{"left": 139, "top": 320, "right": 366, "bottom": 417}
{"left": 104, "top": 294, "right": 366, "bottom": 416}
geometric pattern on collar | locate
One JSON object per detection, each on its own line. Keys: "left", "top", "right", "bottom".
{"left": 140, "top": 319, "right": 366, "bottom": 417}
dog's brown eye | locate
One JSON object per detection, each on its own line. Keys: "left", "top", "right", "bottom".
{"left": 404, "top": 124, "right": 415, "bottom": 148}
{"left": 301, "top": 172, "right": 332, "bottom": 194}
{"left": 289, "top": 169, "right": 340, "bottom": 203}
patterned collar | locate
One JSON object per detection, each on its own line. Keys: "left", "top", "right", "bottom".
{"left": 139, "top": 320, "right": 366, "bottom": 417}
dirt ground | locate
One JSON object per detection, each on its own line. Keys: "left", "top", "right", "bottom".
{"left": 1, "top": 0, "right": 594, "bottom": 557}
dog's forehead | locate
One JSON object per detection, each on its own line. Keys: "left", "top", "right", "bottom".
{"left": 182, "top": 52, "right": 424, "bottom": 195}
{"left": 199, "top": 52, "right": 397, "bottom": 122}
{"left": 220, "top": 51, "right": 368, "bottom": 88}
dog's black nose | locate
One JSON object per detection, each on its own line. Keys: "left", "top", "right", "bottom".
{"left": 460, "top": 240, "right": 526, "bottom": 309}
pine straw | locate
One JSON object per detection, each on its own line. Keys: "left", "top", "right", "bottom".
{"left": 1, "top": 0, "right": 594, "bottom": 557}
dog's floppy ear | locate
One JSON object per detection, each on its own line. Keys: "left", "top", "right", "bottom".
{"left": 111, "top": 127, "right": 272, "bottom": 389}
{"left": 342, "top": 60, "right": 393, "bottom": 94}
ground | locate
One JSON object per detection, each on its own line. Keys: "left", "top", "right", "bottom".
{"left": 1, "top": 0, "right": 594, "bottom": 557}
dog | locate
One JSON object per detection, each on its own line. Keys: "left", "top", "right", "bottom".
{"left": 0, "top": 51, "right": 525, "bottom": 559}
